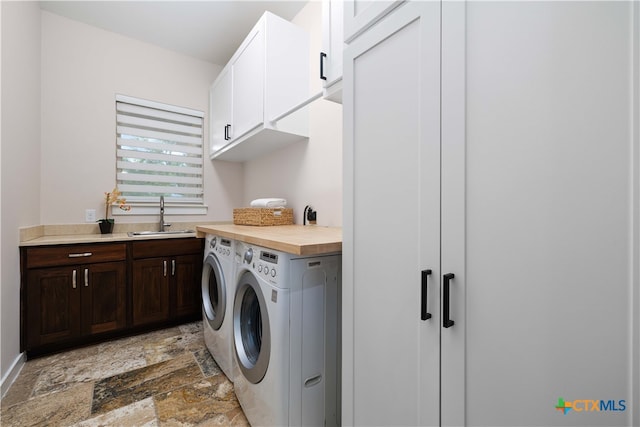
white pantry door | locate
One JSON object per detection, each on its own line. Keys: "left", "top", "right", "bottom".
{"left": 342, "top": 2, "right": 441, "bottom": 426}
{"left": 441, "top": 2, "right": 639, "bottom": 426}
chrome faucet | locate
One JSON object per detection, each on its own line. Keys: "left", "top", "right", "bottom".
{"left": 159, "top": 196, "right": 171, "bottom": 232}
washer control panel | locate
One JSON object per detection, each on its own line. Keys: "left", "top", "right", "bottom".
{"left": 208, "top": 236, "right": 233, "bottom": 260}
{"left": 237, "top": 242, "right": 286, "bottom": 286}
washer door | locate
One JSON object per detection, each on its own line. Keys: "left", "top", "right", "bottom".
{"left": 202, "top": 254, "right": 226, "bottom": 331}
{"left": 234, "top": 271, "right": 270, "bottom": 384}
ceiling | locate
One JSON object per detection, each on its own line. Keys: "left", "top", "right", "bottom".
{"left": 39, "top": 1, "right": 309, "bottom": 66}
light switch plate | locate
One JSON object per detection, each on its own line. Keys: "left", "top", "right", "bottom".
{"left": 85, "top": 209, "right": 96, "bottom": 223}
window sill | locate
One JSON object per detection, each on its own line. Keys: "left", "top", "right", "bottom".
{"left": 112, "top": 203, "right": 208, "bottom": 216}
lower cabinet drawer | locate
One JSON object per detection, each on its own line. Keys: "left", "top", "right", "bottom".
{"left": 26, "top": 243, "right": 126, "bottom": 268}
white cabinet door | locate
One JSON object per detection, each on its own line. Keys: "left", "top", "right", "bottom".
{"left": 209, "top": 68, "right": 232, "bottom": 155}
{"left": 209, "top": 11, "right": 309, "bottom": 161}
{"left": 344, "top": 1, "right": 639, "bottom": 426}
{"left": 231, "top": 27, "right": 264, "bottom": 141}
{"left": 321, "top": 0, "right": 343, "bottom": 87}
{"left": 441, "top": 2, "right": 638, "bottom": 426}
{"left": 264, "top": 12, "right": 310, "bottom": 122}
{"left": 342, "top": 2, "right": 441, "bottom": 426}
{"left": 343, "top": 0, "right": 404, "bottom": 43}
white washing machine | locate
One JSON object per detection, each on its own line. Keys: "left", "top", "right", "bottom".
{"left": 232, "top": 241, "right": 341, "bottom": 427}
{"left": 202, "top": 234, "right": 236, "bottom": 381}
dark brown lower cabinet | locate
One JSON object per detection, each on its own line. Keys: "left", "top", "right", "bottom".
{"left": 23, "top": 243, "right": 127, "bottom": 352}
{"left": 83, "top": 262, "right": 127, "bottom": 334}
{"left": 22, "top": 238, "right": 203, "bottom": 357}
{"left": 172, "top": 254, "right": 202, "bottom": 318}
{"left": 26, "top": 265, "right": 81, "bottom": 347}
{"left": 132, "top": 239, "right": 203, "bottom": 327}
{"left": 132, "top": 257, "right": 170, "bottom": 326}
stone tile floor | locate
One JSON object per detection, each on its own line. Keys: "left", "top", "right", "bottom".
{"left": 0, "top": 322, "right": 249, "bottom": 426}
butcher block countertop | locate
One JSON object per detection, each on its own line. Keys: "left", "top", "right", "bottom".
{"left": 196, "top": 224, "right": 342, "bottom": 256}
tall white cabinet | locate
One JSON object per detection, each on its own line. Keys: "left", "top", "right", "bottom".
{"left": 342, "top": 1, "right": 639, "bottom": 426}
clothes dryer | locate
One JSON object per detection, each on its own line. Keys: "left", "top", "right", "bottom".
{"left": 232, "top": 241, "right": 341, "bottom": 426}
{"left": 202, "top": 234, "right": 236, "bottom": 381}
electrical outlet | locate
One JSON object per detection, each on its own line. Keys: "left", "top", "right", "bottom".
{"left": 85, "top": 209, "right": 96, "bottom": 223}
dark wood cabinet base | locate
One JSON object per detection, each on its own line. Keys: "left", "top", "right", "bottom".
{"left": 21, "top": 238, "right": 204, "bottom": 358}
{"left": 25, "top": 313, "right": 202, "bottom": 360}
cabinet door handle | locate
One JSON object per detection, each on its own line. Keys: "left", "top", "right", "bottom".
{"left": 163, "top": 260, "right": 167, "bottom": 277}
{"left": 421, "top": 269, "right": 432, "bottom": 320}
{"left": 72, "top": 269, "right": 77, "bottom": 289}
{"left": 443, "top": 273, "right": 455, "bottom": 328}
{"left": 224, "top": 124, "right": 231, "bottom": 141}
{"left": 320, "top": 52, "right": 327, "bottom": 80}
{"left": 171, "top": 259, "right": 176, "bottom": 276}
{"left": 68, "top": 252, "right": 92, "bottom": 258}
{"left": 84, "top": 268, "right": 89, "bottom": 287}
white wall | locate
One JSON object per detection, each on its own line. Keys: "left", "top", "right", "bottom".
{"left": 1, "top": 1, "right": 41, "bottom": 392}
{"left": 40, "top": 11, "right": 244, "bottom": 225}
{"left": 243, "top": 1, "right": 343, "bottom": 227}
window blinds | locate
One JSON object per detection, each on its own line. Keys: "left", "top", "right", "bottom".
{"left": 116, "top": 97, "right": 204, "bottom": 204}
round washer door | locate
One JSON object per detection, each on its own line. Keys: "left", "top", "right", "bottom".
{"left": 202, "top": 254, "right": 226, "bottom": 331}
{"left": 233, "top": 270, "right": 270, "bottom": 384}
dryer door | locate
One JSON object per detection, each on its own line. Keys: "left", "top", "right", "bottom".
{"left": 202, "top": 254, "right": 226, "bottom": 331}
{"left": 233, "top": 271, "right": 270, "bottom": 384}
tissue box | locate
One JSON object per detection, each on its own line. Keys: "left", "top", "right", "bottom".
{"left": 233, "top": 208, "right": 294, "bottom": 226}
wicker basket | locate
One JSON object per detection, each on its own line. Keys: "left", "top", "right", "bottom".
{"left": 233, "top": 207, "right": 294, "bottom": 226}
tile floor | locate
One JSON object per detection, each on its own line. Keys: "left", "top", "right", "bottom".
{"left": 0, "top": 322, "right": 249, "bottom": 426}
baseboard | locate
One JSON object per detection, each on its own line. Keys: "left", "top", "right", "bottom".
{"left": 1, "top": 352, "right": 25, "bottom": 399}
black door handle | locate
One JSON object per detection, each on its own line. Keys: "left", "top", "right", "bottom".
{"left": 421, "top": 269, "right": 432, "bottom": 320}
{"left": 224, "top": 124, "right": 231, "bottom": 140}
{"left": 443, "top": 273, "right": 455, "bottom": 328}
{"left": 320, "top": 52, "right": 327, "bottom": 81}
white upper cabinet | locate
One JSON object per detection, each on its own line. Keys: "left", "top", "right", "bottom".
{"left": 343, "top": 0, "right": 404, "bottom": 43}
{"left": 209, "top": 12, "right": 309, "bottom": 162}
{"left": 230, "top": 28, "right": 265, "bottom": 141}
{"left": 321, "top": 0, "right": 344, "bottom": 103}
{"left": 209, "top": 68, "right": 231, "bottom": 155}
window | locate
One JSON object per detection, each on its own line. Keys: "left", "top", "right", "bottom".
{"left": 115, "top": 95, "right": 205, "bottom": 214}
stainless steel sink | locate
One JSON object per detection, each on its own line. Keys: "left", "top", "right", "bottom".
{"left": 127, "top": 230, "right": 195, "bottom": 237}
